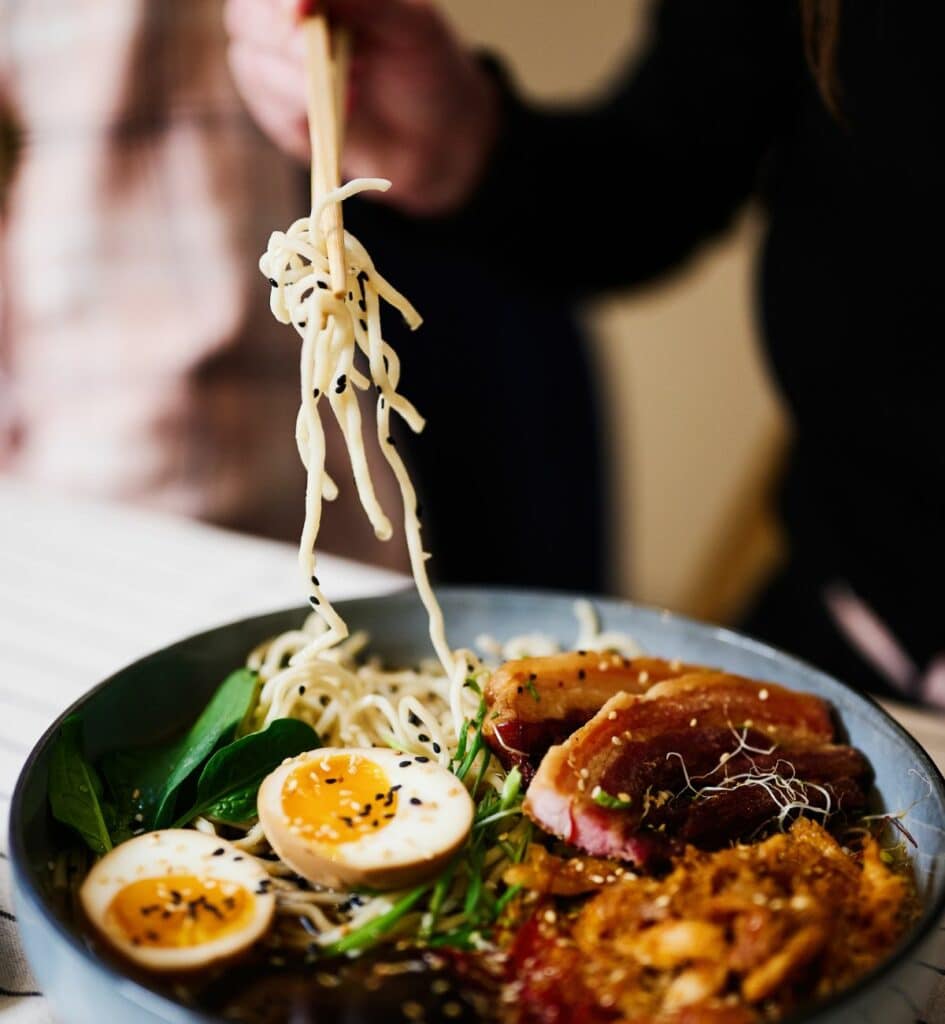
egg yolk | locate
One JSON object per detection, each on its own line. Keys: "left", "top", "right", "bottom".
{"left": 281, "top": 753, "right": 399, "bottom": 845}
{"left": 105, "top": 875, "right": 255, "bottom": 948}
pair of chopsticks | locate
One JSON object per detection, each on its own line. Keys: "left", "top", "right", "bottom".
{"left": 302, "top": 16, "right": 350, "bottom": 298}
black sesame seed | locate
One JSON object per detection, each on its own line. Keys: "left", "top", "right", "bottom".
{"left": 298, "top": 685, "right": 306, "bottom": 695}
{"left": 410, "top": 797, "right": 422, "bottom": 806}
{"left": 296, "top": 320, "right": 307, "bottom": 328}
{"left": 517, "top": 686, "right": 524, "bottom": 695}
{"left": 408, "top": 711, "right": 421, "bottom": 726}
{"left": 578, "top": 650, "right": 588, "bottom": 656}
{"left": 311, "top": 575, "right": 320, "bottom": 586}
{"left": 418, "top": 733, "right": 430, "bottom": 743}
{"left": 398, "top": 760, "right": 411, "bottom": 768}
{"left": 375, "top": 793, "right": 384, "bottom": 801}
{"left": 268, "top": 277, "right": 278, "bottom": 288}
{"left": 233, "top": 856, "right": 243, "bottom": 861}
{"left": 391, "top": 784, "right": 403, "bottom": 792}
{"left": 313, "top": 388, "right": 320, "bottom": 398}
{"left": 325, "top": 778, "right": 337, "bottom": 784}
{"left": 432, "top": 742, "right": 441, "bottom": 754}
{"left": 385, "top": 813, "right": 395, "bottom": 819}
{"left": 372, "top": 819, "right": 379, "bottom": 827}
{"left": 335, "top": 374, "right": 347, "bottom": 394}
{"left": 212, "top": 848, "right": 225, "bottom": 857}
{"left": 578, "top": 669, "right": 586, "bottom": 680}
{"left": 320, "top": 695, "right": 330, "bottom": 707}
{"left": 415, "top": 756, "right": 430, "bottom": 763}
{"left": 309, "top": 595, "right": 320, "bottom": 606}
{"left": 316, "top": 280, "right": 329, "bottom": 290}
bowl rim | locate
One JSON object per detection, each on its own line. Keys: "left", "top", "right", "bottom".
{"left": 10, "top": 584, "right": 945, "bottom": 1023}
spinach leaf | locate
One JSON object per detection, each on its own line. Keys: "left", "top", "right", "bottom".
{"left": 48, "top": 716, "right": 113, "bottom": 855}
{"left": 151, "top": 668, "right": 258, "bottom": 828}
{"left": 99, "top": 747, "right": 162, "bottom": 844}
{"left": 173, "top": 717, "right": 319, "bottom": 827}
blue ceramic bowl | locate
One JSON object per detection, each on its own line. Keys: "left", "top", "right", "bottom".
{"left": 10, "top": 587, "right": 945, "bottom": 1023}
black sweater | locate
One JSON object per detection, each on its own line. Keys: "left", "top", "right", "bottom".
{"left": 445, "top": 0, "right": 942, "bottom": 679}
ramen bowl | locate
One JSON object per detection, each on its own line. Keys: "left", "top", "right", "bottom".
{"left": 10, "top": 587, "right": 945, "bottom": 1023}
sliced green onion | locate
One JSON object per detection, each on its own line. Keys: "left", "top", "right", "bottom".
{"left": 499, "top": 766, "right": 522, "bottom": 810}
{"left": 494, "top": 883, "right": 523, "bottom": 916}
{"left": 473, "top": 807, "right": 523, "bottom": 831}
{"left": 319, "top": 884, "right": 430, "bottom": 957}
{"left": 591, "top": 786, "right": 633, "bottom": 810}
{"left": 420, "top": 857, "right": 460, "bottom": 939}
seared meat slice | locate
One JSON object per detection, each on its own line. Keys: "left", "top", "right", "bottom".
{"left": 524, "top": 673, "right": 871, "bottom": 868}
{"left": 483, "top": 652, "right": 702, "bottom": 782}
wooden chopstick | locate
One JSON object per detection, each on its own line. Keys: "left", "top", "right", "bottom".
{"left": 302, "top": 15, "right": 347, "bottom": 298}
{"left": 333, "top": 28, "right": 351, "bottom": 154}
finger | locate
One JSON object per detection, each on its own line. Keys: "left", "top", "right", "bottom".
{"left": 302, "top": 0, "right": 443, "bottom": 49}
{"left": 228, "top": 43, "right": 311, "bottom": 162}
{"left": 229, "top": 40, "right": 308, "bottom": 114}
{"left": 225, "top": 0, "right": 306, "bottom": 60}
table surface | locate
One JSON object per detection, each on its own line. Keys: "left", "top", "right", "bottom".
{"left": 2, "top": 477, "right": 944, "bottom": 1021}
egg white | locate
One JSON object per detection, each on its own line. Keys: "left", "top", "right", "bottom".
{"left": 79, "top": 830, "right": 275, "bottom": 972}
{"left": 257, "top": 747, "right": 474, "bottom": 891}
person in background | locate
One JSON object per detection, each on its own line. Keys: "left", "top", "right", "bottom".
{"left": 0, "top": 1, "right": 607, "bottom": 590}
{"left": 225, "top": 0, "right": 945, "bottom": 707}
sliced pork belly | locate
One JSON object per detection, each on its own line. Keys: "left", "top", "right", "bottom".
{"left": 524, "top": 673, "right": 871, "bottom": 868}
{"left": 483, "top": 652, "right": 702, "bottom": 782}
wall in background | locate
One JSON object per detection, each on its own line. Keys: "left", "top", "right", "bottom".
{"left": 441, "top": 0, "right": 787, "bottom": 621}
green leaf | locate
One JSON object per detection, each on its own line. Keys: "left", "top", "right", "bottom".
{"left": 172, "top": 717, "right": 319, "bottom": 827}
{"left": 98, "top": 747, "right": 161, "bottom": 844}
{"left": 48, "top": 717, "right": 113, "bottom": 856}
{"left": 152, "top": 669, "right": 259, "bottom": 828}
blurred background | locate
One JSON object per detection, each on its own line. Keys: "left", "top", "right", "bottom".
{"left": 0, "top": 0, "right": 787, "bottom": 627}
{"left": 438, "top": 0, "right": 787, "bottom": 622}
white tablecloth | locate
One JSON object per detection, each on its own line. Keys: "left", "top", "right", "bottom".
{"left": 2, "top": 478, "right": 945, "bottom": 1021}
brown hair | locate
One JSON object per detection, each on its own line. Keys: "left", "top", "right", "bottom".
{"left": 800, "top": 0, "right": 843, "bottom": 119}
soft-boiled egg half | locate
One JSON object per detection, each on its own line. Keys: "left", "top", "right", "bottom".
{"left": 79, "top": 830, "right": 275, "bottom": 972}
{"left": 258, "top": 747, "right": 474, "bottom": 890}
